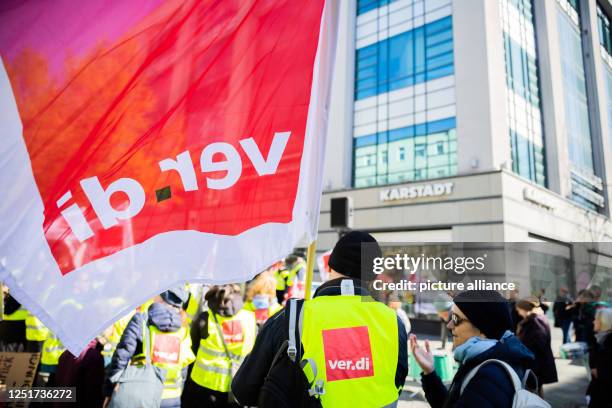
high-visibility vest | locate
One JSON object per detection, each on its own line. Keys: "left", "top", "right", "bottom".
{"left": 274, "top": 269, "right": 288, "bottom": 291}
{"left": 300, "top": 294, "right": 399, "bottom": 407}
{"left": 286, "top": 261, "right": 306, "bottom": 287}
{"left": 190, "top": 310, "right": 256, "bottom": 392}
{"left": 41, "top": 335, "right": 65, "bottom": 366}
{"left": 133, "top": 323, "right": 195, "bottom": 401}
{"left": 138, "top": 299, "right": 154, "bottom": 313}
{"left": 101, "top": 310, "right": 136, "bottom": 359}
{"left": 25, "top": 313, "right": 50, "bottom": 342}
{"left": 185, "top": 284, "right": 202, "bottom": 323}
{"left": 3, "top": 307, "right": 28, "bottom": 321}
{"left": 243, "top": 301, "right": 283, "bottom": 326}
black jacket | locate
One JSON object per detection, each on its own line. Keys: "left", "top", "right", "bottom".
{"left": 587, "top": 331, "right": 612, "bottom": 408}
{"left": 517, "top": 313, "right": 558, "bottom": 385}
{"left": 231, "top": 278, "right": 408, "bottom": 406}
{"left": 421, "top": 334, "right": 534, "bottom": 408}
{"left": 553, "top": 294, "right": 573, "bottom": 326}
{"left": 0, "top": 294, "right": 26, "bottom": 352}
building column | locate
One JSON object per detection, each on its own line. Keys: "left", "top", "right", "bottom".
{"left": 581, "top": 0, "right": 612, "bottom": 217}
{"left": 322, "top": 0, "right": 356, "bottom": 191}
{"left": 533, "top": 0, "right": 572, "bottom": 198}
{"left": 453, "top": 0, "right": 510, "bottom": 174}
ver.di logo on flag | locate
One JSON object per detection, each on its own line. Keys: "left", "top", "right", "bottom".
{"left": 0, "top": 0, "right": 338, "bottom": 354}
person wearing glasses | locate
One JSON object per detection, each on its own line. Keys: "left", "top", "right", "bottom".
{"left": 410, "top": 290, "right": 536, "bottom": 408}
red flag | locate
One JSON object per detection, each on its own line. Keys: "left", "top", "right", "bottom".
{"left": 0, "top": 0, "right": 337, "bottom": 353}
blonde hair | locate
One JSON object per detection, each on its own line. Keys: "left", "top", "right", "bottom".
{"left": 246, "top": 273, "right": 276, "bottom": 302}
{"left": 596, "top": 308, "right": 612, "bottom": 332}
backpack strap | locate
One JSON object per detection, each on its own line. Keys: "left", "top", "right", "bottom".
{"left": 288, "top": 299, "right": 297, "bottom": 361}
{"left": 287, "top": 299, "right": 304, "bottom": 362}
{"left": 287, "top": 299, "right": 323, "bottom": 397}
{"left": 521, "top": 368, "right": 539, "bottom": 391}
{"left": 141, "top": 311, "right": 152, "bottom": 367}
{"left": 211, "top": 312, "right": 235, "bottom": 361}
{"left": 460, "top": 359, "right": 521, "bottom": 395}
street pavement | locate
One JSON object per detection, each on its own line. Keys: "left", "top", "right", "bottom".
{"left": 398, "top": 323, "right": 590, "bottom": 408}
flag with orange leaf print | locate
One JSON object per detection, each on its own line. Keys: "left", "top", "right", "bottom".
{"left": 0, "top": 0, "right": 338, "bottom": 354}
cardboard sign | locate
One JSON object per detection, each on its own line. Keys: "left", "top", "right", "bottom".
{"left": 0, "top": 352, "right": 40, "bottom": 389}
{"left": 0, "top": 351, "right": 40, "bottom": 407}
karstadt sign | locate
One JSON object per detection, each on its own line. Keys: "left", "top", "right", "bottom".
{"left": 379, "top": 182, "right": 454, "bottom": 202}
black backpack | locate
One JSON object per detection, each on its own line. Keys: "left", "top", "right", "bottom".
{"left": 258, "top": 299, "right": 322, "bottom": 408}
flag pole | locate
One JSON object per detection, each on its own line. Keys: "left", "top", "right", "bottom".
{"left": 304, "top": 240, "right": 317, "bottom": 300}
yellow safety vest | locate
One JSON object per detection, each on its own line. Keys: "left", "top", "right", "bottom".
{"left": 25, "top": 313, "right": 50, "bottom": 342}
{"left": 41, "top": 334, "right": 65, "bottom": 366}
{"left": 190, "top": 310, "right": 256, "bottom": 392}
{"left": 101, "top": 310, "right": 136, "bottom": 359}
{"left": 101, "top": 300, "right": 153, "bottom": 358}
{"left": 286, "top": 261, "right": 306, "bottom": 287}
{"left": 243, "top": 301, "right": 282, "bottom": 326}
{"left": 300, "top": 294, "right": 399, "bottom": 407}
{"left": 133, "top": 324, "right": 195, "bottom": 401}
{"left": 3, "top": 306, "right": 28, "bottom": 321}
{"left": 185, "top": 284, "right": 202, "bottom": 323}
{"left": 274, "top": 269, "right": 289, "bottom": 291}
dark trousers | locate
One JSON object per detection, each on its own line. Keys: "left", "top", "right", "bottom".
{"left": 561, "top": 319, "right": 572, "bottom": 344}
{"left": 26, "top": 340, "right": 44, "bottom": 353}
{"left": 275, "top": 290, "right": 286, "bottom": 305}
{"left": 440, "top": 319, "right": 450, "bottom": 349}
{"left": 181, "top": 377, "right": 239, "bottom": 408}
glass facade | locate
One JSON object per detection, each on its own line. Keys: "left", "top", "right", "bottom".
{"left": 598, "top": 4, "right": 612, "bottom": 163}
{"left": 355, "top": 16, "right": 454, "bottom": 100}
{"left": 358, "top": 0, "right": 400, "bottom": 16}
{"left": 598, "top": 4, "right": 612, "bottom": 56}
{"left": 353, "top": 0, "right": 456, "bottom": 188}
{"left": 557, "top": 0, "right": 604, "bottom": 210}
{"left": 500, "top": 0, "right": 546, "bottom": 186}
{"left": 354, "top": 118, "right": 456, "bottom": 186}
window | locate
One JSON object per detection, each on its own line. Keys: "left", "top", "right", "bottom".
{"left": 357, "top": 0, "right": 399, "bottom": 15}
{"left": 398, "top": 147, "right": 406, "bottom": 161}
{"left": 353, "top": 119, "right": 457, "bottom": 187}
{"left": 598, "top": 4, "right": 612, "bottom": 57}
{"left": 415, "top": 145, "right": 426, "bottom": 157}
{"left": 501, "top": 0, "right": 546, "bottom": 187}
{"left": 354, "top": 16, "right": 454, "bottom": 100}
{"left": 557, "top": 3, "right": 603, "bottom": 210}
{"left": 353, "top": 5, "right": 456, "bottom": 188}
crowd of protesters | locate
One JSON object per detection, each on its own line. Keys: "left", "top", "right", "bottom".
{"left": 2, "top": 235, "right": 612, "bottom": 407}
{"left": 1, "top": 254, "right": 302, "bottom": 408}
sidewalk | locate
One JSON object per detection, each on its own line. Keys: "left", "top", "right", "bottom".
{"left": 398, "top": 324, "right": 590, "bottom": 408}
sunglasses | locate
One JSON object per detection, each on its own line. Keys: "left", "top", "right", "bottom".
{"left": 449, "top": 313, "right": 468, "bottom": 327}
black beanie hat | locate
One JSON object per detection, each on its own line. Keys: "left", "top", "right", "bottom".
{"left": 328, "top": 231, "right": 382, "bottom": 280}
{"left": 453, "top": 290, "right": 512, "bottom": 340}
